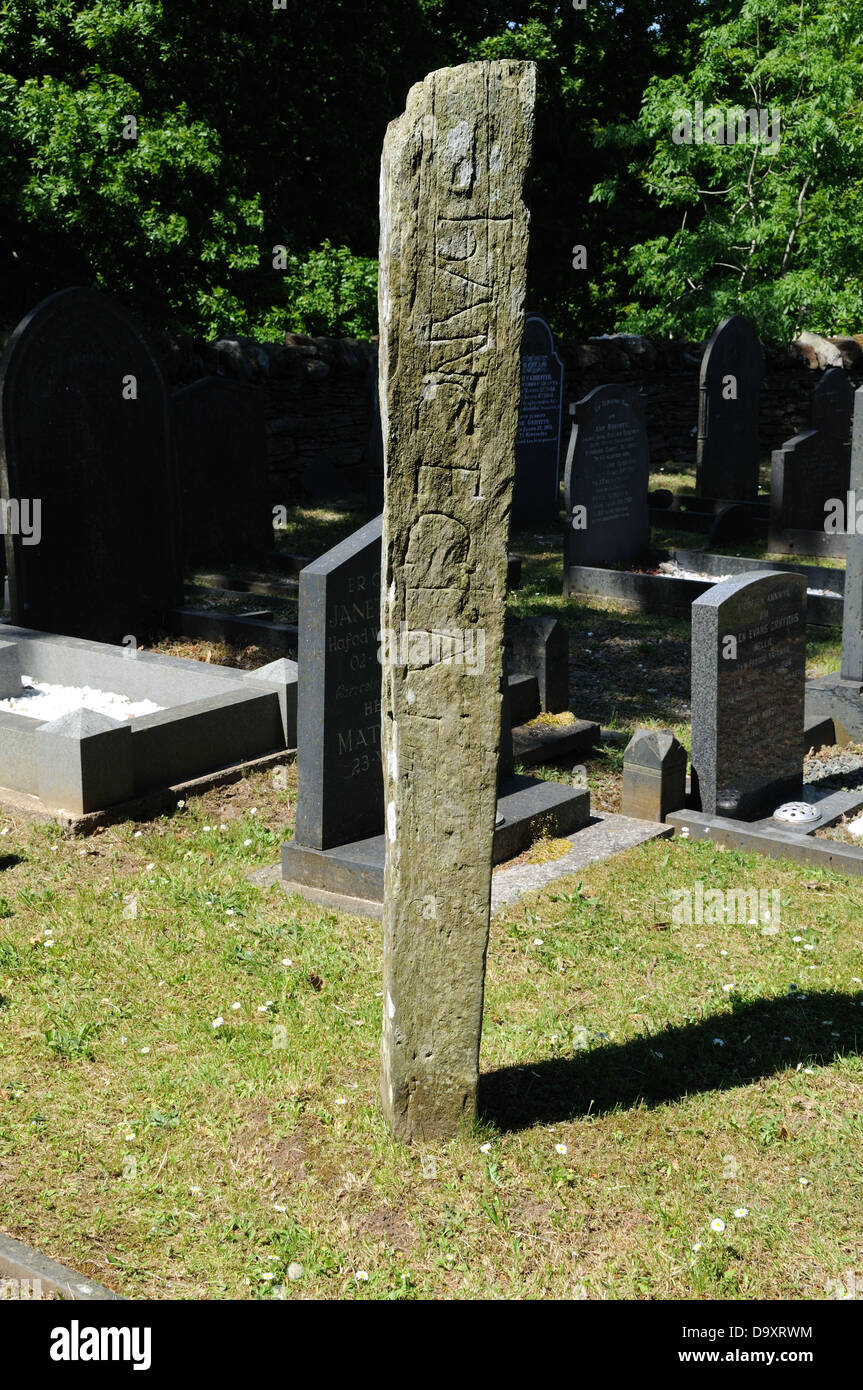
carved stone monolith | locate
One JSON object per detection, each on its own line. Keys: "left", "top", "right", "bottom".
{"left": 378, "top": 60, "right": 536, "bottom": 1141}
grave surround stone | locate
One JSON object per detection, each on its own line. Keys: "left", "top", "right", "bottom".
{"left": 696, "top": 314, "right": 763, "bottom": 501}
{"left": 512, "top": 313, "right": 564, "bottom": 524}
{"left": 563, "top": 384, "right": 650, "bottom": 570}
{"left": 510, "top": 616, "right": 568, "bottom": 713}
{"left": 622, "top": 728, "right": 687, "bottom": 823}
{"left": 173, "top": 376, "right": 272, "bottom": 564}
{"left": 0, "top": 287, "right": 183, "bottom": 644}
{"left": 691, "top": 570, "right": 807, "bottom": 819}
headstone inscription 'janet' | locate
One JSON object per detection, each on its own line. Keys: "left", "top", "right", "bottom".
{"left": 378, "top": 60, "right": 536, "bottom": 1142}
{"left": 563, "top": 384, "right": 649, "bottom": 570}
{"left": 691, "top": 571, "right": 806, "bottom": 819}
{"left": 284, "top": 515, "right": 383, "bottom": 862}
{"left": 173, "top": 376, "right": 272, "bottom": 564}
{"left": 769, "top": 366, "right": 853, "bottom": 557}
{"left": 0, "top": 287, "right": 182, "bottom": 644}
{"left": 696, "top": 314, "right": 763, "bottom": 502}
{"left": 512, "top": 313, "right": 564, "bottom": 524}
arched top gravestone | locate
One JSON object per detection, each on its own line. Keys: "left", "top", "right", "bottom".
{"left": 696, "top": 314, "right": 763, "bottom": 502}
{"left": 0, "top": 287, "right": 182, "bottom": 644}
{"left": 512, "top": 313, "right": 564, "bottom": 524}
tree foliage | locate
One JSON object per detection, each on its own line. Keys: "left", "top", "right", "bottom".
{"left": 3, "top": 1, "right": 856, "bottom": 343}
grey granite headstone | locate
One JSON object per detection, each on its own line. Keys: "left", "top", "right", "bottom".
{"left": 512, "top": 313, "right": 564, "bottom": 524}
{"left": 696, "top": 314, "right": 763, "bottom": 501}
{"left": 289, "top": 514, "right": 383, "bottom": 851}
{"left": 173, "top": 376, "right": 272, "bottom": 564}
{"left": 0, "top": 287, "right": 182, "bottom": 644}
{"left": 563, "top": 384, "right": 649, "bottom": 569}
{"left": 691, "top": 571, "right": 806, "bottom": 819}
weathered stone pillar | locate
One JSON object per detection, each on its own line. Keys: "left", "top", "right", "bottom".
{"left": 378, "top": 60, "right": 536, "bottom": 1141}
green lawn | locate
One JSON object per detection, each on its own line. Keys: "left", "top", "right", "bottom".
{"left": 0, "top": 511, "right": 860, "bottom": 1301}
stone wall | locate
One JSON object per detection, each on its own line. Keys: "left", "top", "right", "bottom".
{"left": 558, "top": 334, "right": 863, "bottom": 467}
{"left": 158, "top": 328, "right": 863, "bottom": 503}
{"left": 159, "top": 331, "right": 376, "bottom": 507}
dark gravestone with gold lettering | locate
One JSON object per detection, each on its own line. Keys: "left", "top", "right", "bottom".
{"left": 691, "top": 571, "right": 806, "bottom": 819}
{"left": 512, "top": 314, "right": 564, "bottom": 524}
{"left": 284, "top": 515, "right": 383, "bottom": 879}
{"left": 563, "top": 384, "right": 649, "bottom": 570}
{"left": 0, "top": 287, "right": 181, "bottom": 643}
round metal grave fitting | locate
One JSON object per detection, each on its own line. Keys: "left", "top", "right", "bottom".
{"left": 495, "top": 812, "right": 506, "bottom": 828}
{"left": 772, "top": 801, "right": 822, "bottom": 829}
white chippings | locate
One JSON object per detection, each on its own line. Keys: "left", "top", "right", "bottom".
{"left": 386, "top": 992, "right": 395, "bottom": 1020}
{"left": 387, "top": 800, "right": 397, "bottom": 842}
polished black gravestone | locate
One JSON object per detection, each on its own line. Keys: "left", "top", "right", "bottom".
{"left": 0, "top": 287, "right": 182, "bottom": 644}
{"left": 173, "top": 376, "right": 272, "bottom": 564}
{"left": 512, "top": 314, "right": 564, "bottom": 525}
{"left": 691, "top": 571, "right": 806, "bottom": 819}
{"left": 696, "top": 315, "right": 763, "bottom": 502}
{"left": 563, "top": 384, "right": 649, "bottom": 572}
{"left": 282, "top": 518, "right": 589, "bottom": 913}
{"left": 769, "top": 366, "right": 853, "bottom": 557}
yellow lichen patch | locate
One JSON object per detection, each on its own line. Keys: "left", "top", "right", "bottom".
{"left": 524, "top": 710, "right": 575, "bottom": 729}
{"left": 525, "top": 836, "right": 573, "bottom": 865}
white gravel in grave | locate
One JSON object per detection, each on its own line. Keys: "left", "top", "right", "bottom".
{"left": 0, "top": 677, "right": 163, "bottom": 722}
{"left": 657, "top": 560, "right": 841, "bottom": 598}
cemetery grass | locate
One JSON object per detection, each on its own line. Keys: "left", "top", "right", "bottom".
{"left": 0, "top": 769, "right": 861, "bottom": 1300}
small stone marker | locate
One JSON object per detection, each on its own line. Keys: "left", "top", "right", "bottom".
{"left": 512, "top": 313, "right": 564, "bottom": 524}
{"left": 696, "top": 314, "right": 763, "bottom": 501}
{"left": 0, "top": 287, "right": 182, "bottom": 644}
{"left": 563, "top": 384, "right": 650, "bottom": 571}
{"left": 510, "top": 616, "right": 569, "bottom": 713}
{"left": 173, "top": 376, "right": 272, "bottom": 564}
{"left": 691, "top": 571, "right": 806, "bottom": 819}
{"left": 378, "top": 59, "right": 536, "bottom": 1141}
{"left": 622, "top": 728, "right": 687, "bottom": 823}
{"left": 769, "top": 367, "right": 853, "bottom": 556}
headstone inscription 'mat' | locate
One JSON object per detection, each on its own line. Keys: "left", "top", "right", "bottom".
{"left": 512, "top": 313, "right": 564, "bottom": 524}
{"left": 289, "top": 515, "right": 383, "bottom": 853}
{"left": 0, "top": 288, "right": 182, "bottom": 645}
{"left": 691, "top": 571, "right": 806, "bottom": 819}
{"left": 379, "top": 60, "right": 536, "bottom": 1142}
{"left": 173, "top": 377, "right": 272, "bottom": 564}
{"left": 563, "top": 384, "right": 649, "bottom": 570}
{"left": 696, "top": 314, "right": 763, "bottom": 501}
{"left": 769, "top": 367, "right": 853, "bottom": 557}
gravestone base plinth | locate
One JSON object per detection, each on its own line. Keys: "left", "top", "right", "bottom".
{"left": 282, "top": 775, "right": 590, "bottom": 915}
{"left": 805, "top": 674, "right": 863, "bottom": 742}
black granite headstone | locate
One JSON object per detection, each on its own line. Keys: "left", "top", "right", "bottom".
{"left": 512, "top": 314, "right": 564, "bottom": 524}
{"left": 563, "top": 384, "right": 649, "bottom": 569}
{"left": 290, "top": 514, "right": 383, "bottom": 852}
{"left": 691, "top": 571, "right": 806, "bottom": 819}
{"left": 173, "top": 376, "right": 272, "bottom": 564}
{"left": 0, "top": 287, "right": 181, "bottom": 643}
{"left": 696, "top": 314, "right": 763, "bottom": 501}
{"left": 769, "top": 367, "right": 853, "bottom": 556}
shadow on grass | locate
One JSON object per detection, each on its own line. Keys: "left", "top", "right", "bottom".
{"left": 478, "top": 990, "right": 863, "bottom": 1131}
